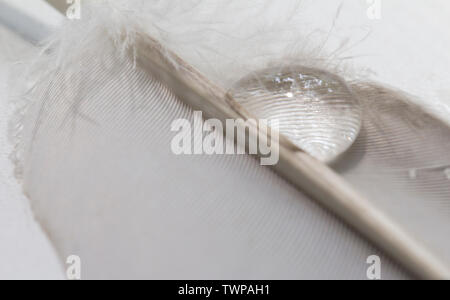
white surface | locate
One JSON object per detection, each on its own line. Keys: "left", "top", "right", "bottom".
{"left": 0, "top": 0, "right": 63, "bottom": 42}
{"left": 0, "top": 0, "right": 449, "bottom": 279}
{"left": 324, "top": 0, "right": 450, "bottom": 121}
{"left": 0, "top": 24, "right": 63, "bottom": 279}
{"left": 0, "top": 0, "right": 62, "bottom": 27}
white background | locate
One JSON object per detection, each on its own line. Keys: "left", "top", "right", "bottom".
{"left": 0, "top": 0, "right": 449, "bottom": 279}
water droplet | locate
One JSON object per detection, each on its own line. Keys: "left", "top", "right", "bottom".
{"left": 445, "top": 168, "right": 450, "bottom": 180}
{"left": 409, "top": 169, "right": 417, "bottom": 180}
{"left": 230, "top": 66, "right": 362, "bottom": 163}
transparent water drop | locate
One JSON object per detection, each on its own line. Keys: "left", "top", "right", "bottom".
{"left": 409, "top": 169, "right": 418, "bottom": 180}
{"left": 445, "top": 168, "right": 450, "bottom": 180}
{"left": 230, "top": 66, "right": 362, "bottom": 163}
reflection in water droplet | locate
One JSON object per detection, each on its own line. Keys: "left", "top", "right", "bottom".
{"left": 445, "top": 168, "right": 450, "bottom": 180}
{"left": 230, "top": 66, "right": 362, "bottom": 163}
